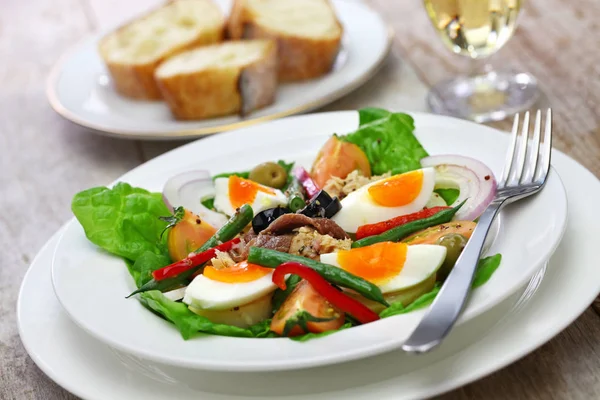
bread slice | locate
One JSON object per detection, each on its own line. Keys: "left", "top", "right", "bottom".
{"left": 98, "top": 0, "right": 225, "bottom": 100}
{"left": 154, "top": 40, "right": 277, "bottom": 120}
{"left": 227, "top": 0, "right": 343, "bottom": 81}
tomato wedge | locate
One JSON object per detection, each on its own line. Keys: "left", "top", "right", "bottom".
{"left": 311, "top": 135, "right": 371, "bottom": 188}
{"left": 271, "top": 262, "right": 380, "bottom": 337}
{"left": 167, "top": 209, "right": 217, "bottom": 262}
{"left": 270, "top": 280, "right": 345, "bottom": 337}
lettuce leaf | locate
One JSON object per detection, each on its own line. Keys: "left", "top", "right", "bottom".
{"left": 124, "top": 259, "right": 140, "bottom": 286}
{"left": 358, "top": 107, "right": 393, "bottom": 126}
{"left": 132, "top": 252, "right": 172, "bottom": 288}
{"left": 342, "top": 110, "right": 428, "bottom": 175}
{"left": 291, "top": 323, "right": 352, "bottom": 342}
{"left": 472, "top": 253, "right": 502, "bottom": 288}
{"left": 380, "top": 285, "right": 441, "bottom": 318}
{"left": 271, "top": 274, "right": 302, "bottom": 314}
{"left": 200, "top": 195, "right": 215, "bottom": 210}
{"left": 139, "top": 291, "right": 277, "bottom": 339}
{"left": 435, "top": 188, "right": 460, "bottom": 205}
{"left": 71, "top": 182, "right": 170, "bottom": 261}
{"left": 380, "top": 254, "right": 502, "bottom": 318}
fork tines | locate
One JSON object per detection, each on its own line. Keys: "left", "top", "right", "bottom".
{"left": 499, "top": 109, "right": 552, "bottom": 188}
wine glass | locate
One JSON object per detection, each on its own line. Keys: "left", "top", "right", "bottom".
{"left": 423, "top": 0, "right": 538, "bottom": 122}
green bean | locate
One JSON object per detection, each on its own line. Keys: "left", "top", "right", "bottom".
{"left": 195, "top": 204, "right": 253, "bottom": 252}
{"left": 351, "top": 200, "right": 466, "bottom": 248}
{"left": 127, "top": 205, "right": 254, "bottom": 297}
{"left": 247, "top": 247, "right": 389, "bottom": 306}
{"left": 288, "top": 196, "right": 306, "bottom": 212}
{"left": 286, "top": 177, "right": 306, "bottom": 212}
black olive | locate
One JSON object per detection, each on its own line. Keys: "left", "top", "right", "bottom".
{"left": 323, "top": 197, "right": 342, "bottom": 218}
{"left": 252, "top": 206, "right": 292, "bottom": 234}
{"left": 299, "top": 190, "right": 342, "bottom": 219}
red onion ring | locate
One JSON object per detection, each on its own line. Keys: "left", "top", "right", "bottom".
{"left": 421, "top": 155, "right": 497, "bottom": 220}
{"left": 162, "top": 170, "right": 228, "bottom": 228}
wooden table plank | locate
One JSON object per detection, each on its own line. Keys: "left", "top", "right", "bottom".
{"left": 441, "top": 308, "right": 600, "bottom": 400}
{"left": 0, "top": 1, "right": 139, "bottom": 399}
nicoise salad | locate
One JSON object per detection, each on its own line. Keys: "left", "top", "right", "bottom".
{"left": 72, "top": 108, "right": 501, "bottom": 341}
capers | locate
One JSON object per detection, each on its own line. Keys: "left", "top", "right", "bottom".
{"left": 436, "top": 233, "right": 468, "bottom": 279}
{"left": 248, "top": 162, "right": 288, "bottom": 189}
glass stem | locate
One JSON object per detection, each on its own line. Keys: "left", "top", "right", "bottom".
{"left": 469, "top": 57, "right": 493, "bottom": 77}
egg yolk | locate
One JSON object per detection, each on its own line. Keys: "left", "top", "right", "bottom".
{"left": 368, "top": 170, "right": 424, "bottom": 207}
{"left": 337, "top": 242, "right": 407, "bottom": 285}
{"left": 229, "top": 175, "right": 275, "bottom": 209}
{"left": 203, "top": 261, "right": 271, "bottom": 283}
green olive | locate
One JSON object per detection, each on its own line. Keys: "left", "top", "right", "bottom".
{"left": 248, "top": 162, "right": 288, "bottom": 189}
{"left": 436, "top": 233, "right": 468, "bottom": 279}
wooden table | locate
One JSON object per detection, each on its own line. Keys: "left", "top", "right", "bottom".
{"left": 2, "top": 0, "right": 600, "bottom": 398}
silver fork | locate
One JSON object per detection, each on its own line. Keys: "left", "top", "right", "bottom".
{"left": 401, "top": 109, "right": 553, "bottom": 354}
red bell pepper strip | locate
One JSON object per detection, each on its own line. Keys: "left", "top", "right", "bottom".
{"left": 152, "top": 238, "right": 241, "bottom": 281}
{"left": 293, "top": 166, "right": 320, "bottom": 199}
{"left": 273, "top": 261, "right": 380, "bottom": 324}
{"left": 355, "top": 206, "right": 451, "bottom": 240}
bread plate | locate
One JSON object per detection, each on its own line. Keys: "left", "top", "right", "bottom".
{"left": 46, "top": 0, "right": 391, "bottom": 140}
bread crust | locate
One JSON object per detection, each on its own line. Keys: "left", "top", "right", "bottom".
{"left": 98, "top": 1, "right": 225, "bottom": 100}
{"left": 227, "top": 0, "right": 342, "bottom": 81}
{"left": 155, "top": 40, "right": 277, "bottom": 120}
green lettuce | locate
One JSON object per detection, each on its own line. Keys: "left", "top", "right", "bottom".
{"left": 124, "top": 259, "right": 140, "bottom": 286}
{"left": 435, "top": 188, "right": 460, "bottom": 205}
{"left": 139, "top": 291, "right": 277, "bottom": 340}
{"left": 271, "top": 275, "right": 302, "bottom": 314}
{"left": 358, "top": 107, "right": 394, "bottom": 125}
{"left": 471, "top": 253, "right": 502, "bottom": 288}
{"left": 200, "top": 196, "right": 215, "bottom": 210}
{"left": 380, "top": 254, "right": 502, "bottom": 318}
{"left": 380, "top": 285, "right": 441, "bottom": 318}
{"left": 71, "top": 182, "right": 170, "bottom": 261}
{"left": 132, "top": 252, "right": 172, "bottom": 288}
{"left": 341, "top": 109, "right": 429, "bottom": 175}
{"left": 291, "top": 323, "right": 352, "bottom": 342}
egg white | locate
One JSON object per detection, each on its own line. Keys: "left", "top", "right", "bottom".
{"left": 183, "top": 272, "right": 277, "bottom": 310}
{"left": 319, "top": 244, "right": 446, "bottom": 294}
{"left": 213, "top": 177, "right": 288, "bottom": 216}
{"left": 331, "top": 167, "right": 436, "bottom": 233}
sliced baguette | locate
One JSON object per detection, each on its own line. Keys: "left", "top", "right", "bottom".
{"left": 98, "top": 0, "right": 225, "bottom": 100}
{"left": 227, "top": 0, "right": 343, "bottom": 81}
{"left": 155, "top": 40, "right": 277, "bottom": 120}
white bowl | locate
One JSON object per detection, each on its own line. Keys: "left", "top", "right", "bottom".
{"left": 51, "top": 111, "right": 568, "bottom": 371}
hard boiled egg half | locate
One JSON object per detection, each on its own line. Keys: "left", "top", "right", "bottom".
{"left": 183, "top": 261, "right": 277, "bottom": 328}
{"left": 213, "top": 175, "right": 287, "bottom": 216}
{"left": 319, "top": 241, "right": 446, "bottom": 294}
{"left": 331, "top": 167, "right": 436, "bottom": 233}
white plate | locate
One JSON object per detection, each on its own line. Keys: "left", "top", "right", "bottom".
{"left": 46, "top": 0, "right": 391, "bottom": 140}
{"left": 19, "top": 151, "right": 600, "bottom": 400}
{"left": 50, "top": 111, "right": 568, "bottom": 371}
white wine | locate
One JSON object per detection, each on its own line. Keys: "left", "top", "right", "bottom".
{"left": 424, "top": 0, "right": 521, "bottom": 58}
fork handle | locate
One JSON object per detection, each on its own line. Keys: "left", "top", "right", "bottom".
{"left": 401, "top": 199, "right": 504, "bottom": 353}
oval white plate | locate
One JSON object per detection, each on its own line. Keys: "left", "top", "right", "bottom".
{"left": 46, "top": 0, "right": 391, "bottom": 140}
{"left": 51, "top": 111, "right": 568, "bottom": 371}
